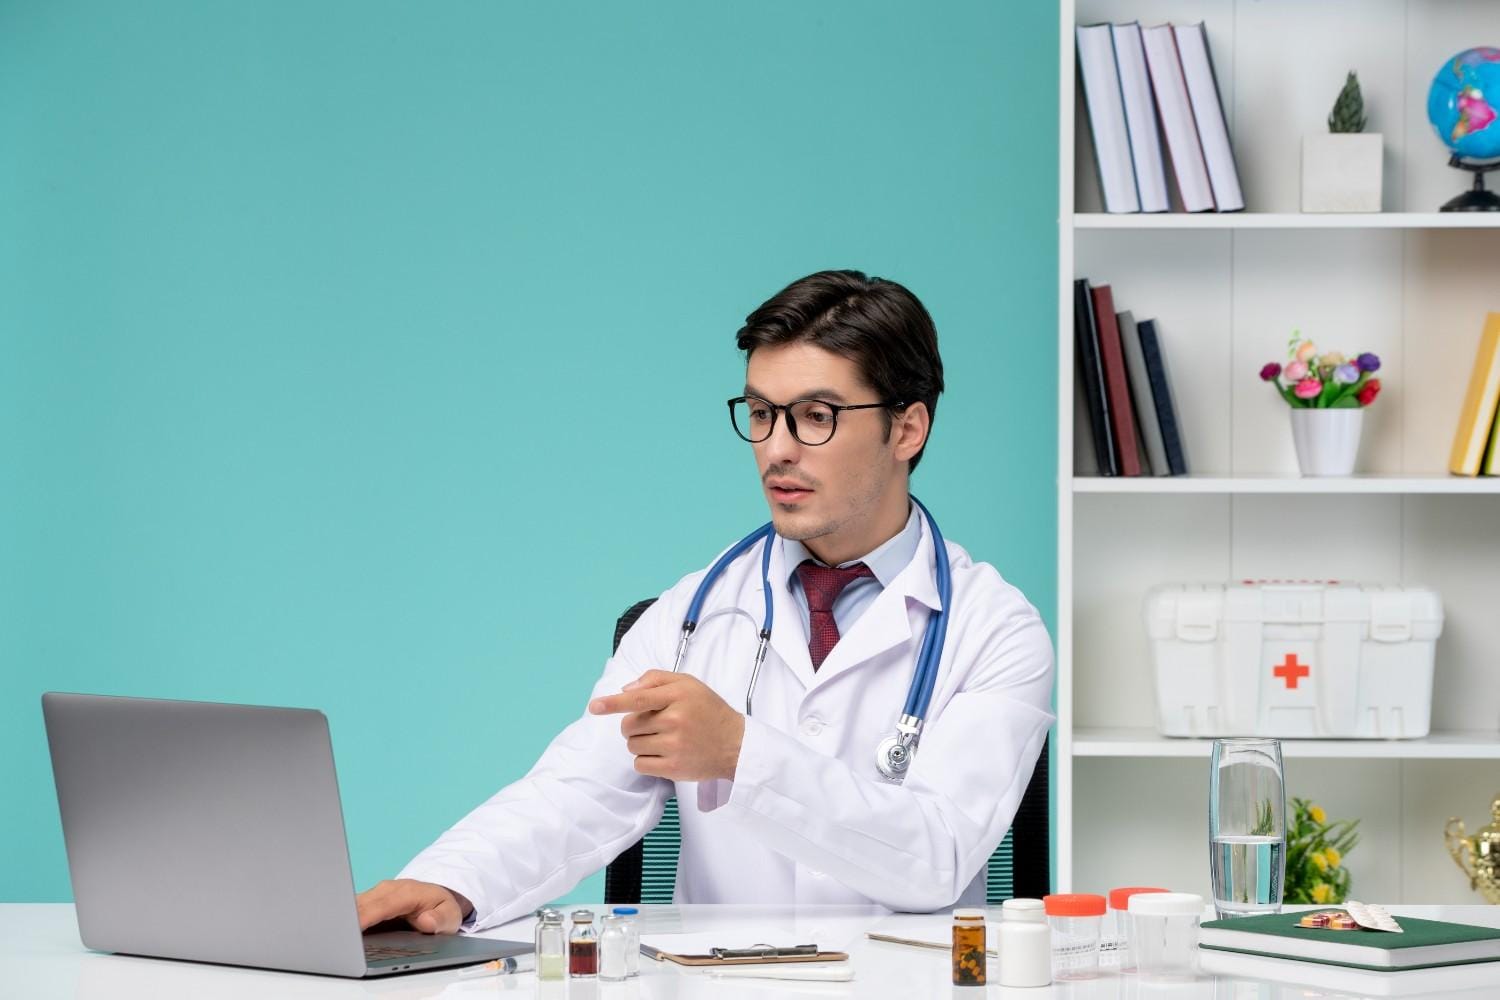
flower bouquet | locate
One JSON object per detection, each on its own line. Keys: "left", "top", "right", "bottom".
{"left": 1284, "top": 797, "right": 1361, "bottom": 905}
{"left": 1259, "top": 333, "right": 1383, "bottom": 475}
{"left": 1259, "top": 333, "right": 1382, "bottom": 409}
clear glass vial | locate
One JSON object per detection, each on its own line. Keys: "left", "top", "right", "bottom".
{"left": 611, "top": 906, "right": 640, "bottom": 977}
{"left": 568, "top": 909, "right": 598, "bottom": 978}
{"left": 597, "top": 915, "right": 629, "bottom": 982}
{"left": 534, "top": 907, "right": 566, "bottom": 981}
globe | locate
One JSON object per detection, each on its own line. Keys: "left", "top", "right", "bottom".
{"left": 1427, "top": 47, "right": 1500, "bottom": 162}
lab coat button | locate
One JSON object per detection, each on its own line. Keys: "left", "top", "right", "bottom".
{"left": 800, "top": 718, "right": 824, "bottom": 736}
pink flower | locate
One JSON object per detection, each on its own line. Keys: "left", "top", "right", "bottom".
{"left": 1295, "top": 377, "right": 1323, "bottom": 399}
{"left": 1284, "top": 360, "right": 1309, "bottom": 381}
{"left": 1260, "top": 362, "right": 1282, "bottom": 381}
{"left": 1295, "top": 341, "right": 1318, "bottom": 363}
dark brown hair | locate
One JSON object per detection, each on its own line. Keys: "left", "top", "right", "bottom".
{"left": 735, "top": 269, "right": 945, "bottom": 471}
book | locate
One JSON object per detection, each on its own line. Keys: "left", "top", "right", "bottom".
{"left": 1173, "top": 22, "right": 1244, "bottom": 212}
{"left": 1136, "top": 318, "right": 1188, "bottom": 475}
{"left": 1118, "top": 310, "right": 1169, "bottom": 476}
{"left": 1090, "top": 285, "right": 1142, "bottom": 476}
{"left": 1140, "top": 24, "right": 1214, "bottom": 212}
{"left": 1483, "top": 405, "right": 1500, "bottom": 476}
{"left": 1074, "top": 279, "right": 1118, "bottom": 475}
{"left": 1201, "top": 946, "right": 1500, "bottom": 997}
{"left": 1076, "top": 24, "right": 1140, "bottom": 213}
{"left": 1110, "top": 23, "right": 1169, "bottom": 213}
{"left": 1449, "top": 312, "right": 1500, "bottom": 476}
{"left": 1199, "top": 911, "right": 1500, "bottom": 971}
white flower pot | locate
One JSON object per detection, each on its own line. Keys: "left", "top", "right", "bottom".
{"left": 1301, "top": 133, "right": 1384, "bottom": 213}
{"left": 1290, "top": 408, "right": 1364, "bottom": 476}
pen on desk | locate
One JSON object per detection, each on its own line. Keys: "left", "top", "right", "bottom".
{"left": 457, "top": 953, "right": 536, "bottom": 978}
{"left": 865, "top": 932, "right": 998, "bottom": 958}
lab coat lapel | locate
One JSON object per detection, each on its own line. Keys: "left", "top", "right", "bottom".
{"left": 807, "top": 513, "right": 945, "bottom": 687}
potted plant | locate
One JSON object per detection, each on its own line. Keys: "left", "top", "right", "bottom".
{"left": 1302, "top": 71, "right": 1384, "bottom": 212}
{"left": 1284, "top": 798, "right": 1361, "bottom": 905}
{"left": 1260, "top": 332, "right": 1383, "bottom": 476}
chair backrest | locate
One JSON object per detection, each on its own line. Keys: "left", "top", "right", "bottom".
{"left": 601, "top": 598, "right": 1051, "bottom": 905}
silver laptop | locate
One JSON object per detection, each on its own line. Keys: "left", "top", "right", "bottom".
{"left": 42, "top": 692, "right": 529, "bottom": 977}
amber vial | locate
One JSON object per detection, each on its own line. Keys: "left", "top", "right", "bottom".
{"left": 951, "top": 907, "right": 987, "bottom": 986}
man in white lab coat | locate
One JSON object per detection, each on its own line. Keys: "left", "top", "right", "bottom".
{"left": 356, "top": 270, "right": 1054, "bottom": 933}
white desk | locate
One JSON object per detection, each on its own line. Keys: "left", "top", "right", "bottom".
{"left": 5, "top": 903, "right": 1500, "bottom": 999}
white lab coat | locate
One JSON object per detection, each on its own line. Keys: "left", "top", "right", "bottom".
{"left": 399, "top": 513, "right": 1054, "bottom": 930}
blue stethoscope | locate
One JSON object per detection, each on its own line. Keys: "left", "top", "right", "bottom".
{"left": 669, "top": 497, "right": 952, "bottom": 783}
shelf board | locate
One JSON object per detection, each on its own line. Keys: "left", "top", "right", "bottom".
{"left": 1072, "top": 727, "right": 1500, "bottom": 760}
{"left": 1071, "top": 475, "right": 1500, "bottom": 495}
{"left": 1072, "top": 212, "right": 1500, "bottom": 231}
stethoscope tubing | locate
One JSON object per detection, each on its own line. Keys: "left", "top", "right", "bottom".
{"left": 673, "top": 498, "right": 953, "bottom": 777}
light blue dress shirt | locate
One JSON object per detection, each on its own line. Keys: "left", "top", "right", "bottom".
{"left": 782, "top": 503, "right": 922, "bottom": 641}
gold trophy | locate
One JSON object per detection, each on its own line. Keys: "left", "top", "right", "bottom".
{"left": 1445, "top": 795, "right": 1500, "bottom": 904}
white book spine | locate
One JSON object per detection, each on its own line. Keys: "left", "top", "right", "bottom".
{"left": 1111, "top": 23, "right": 1169, "bottom": 213}
{"left": 1174, "top": 22, "right": 1244, "bottom": 212}
{"left": 1140, "top": 24, "right": 1214, "bottom": 213}
{"left": 1076, "top": 24, "right": 1140, "bottom": 214}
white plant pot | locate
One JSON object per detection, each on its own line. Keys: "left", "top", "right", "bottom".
{"left": 1290, "top": 408, "right": 1364, "bottom": 476}
{"left": 1301, "top": 133, "right": 1384, "bottom": 213}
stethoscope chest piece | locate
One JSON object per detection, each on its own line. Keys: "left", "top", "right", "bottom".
{"left": 875, "top": 713, "right": 923, "bottom": 782}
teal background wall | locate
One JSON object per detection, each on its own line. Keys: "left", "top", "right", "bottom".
{"left": 0, "top": 1, "right": 1058, "bottom": 902}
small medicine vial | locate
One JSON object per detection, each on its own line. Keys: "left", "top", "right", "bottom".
{"left": 568, "top": 909, "right": 598, "bottom": 977}
{"left": 951, "top": 907, "right": 987, "bottom": 986}
{"left": 611, "top": 906, "right": 641, "bottom": 977}
{"left": 534, "top": 907, "right": 566, "bottom": 981}
{"left": 597, "top": 915, "right": 628, "bottom": 981}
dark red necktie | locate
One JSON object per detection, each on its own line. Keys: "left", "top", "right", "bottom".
{"left": 795, "top": 560, "right": 875, "bottom": 669}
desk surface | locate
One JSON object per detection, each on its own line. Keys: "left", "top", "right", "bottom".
{"left": 6, "top": 903, "right": 1500, "bottom": 999}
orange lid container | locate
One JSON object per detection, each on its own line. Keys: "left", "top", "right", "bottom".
{"left": 1043, "top": 893, "right": 1106, "bottom": 917}
{"left": 1108, "top": 886, "right": 1168, "bottom": 910}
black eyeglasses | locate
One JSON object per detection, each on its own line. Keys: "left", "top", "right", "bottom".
{"left": 727, "top": 395, "right": 905, "bottom": 446}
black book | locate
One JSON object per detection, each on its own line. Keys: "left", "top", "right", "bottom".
{"left": 1136, "top": 318, "right": 1188, "bottom": 476}
{"left": 1073, "top": 278, "right": 1117, "bottom": 476}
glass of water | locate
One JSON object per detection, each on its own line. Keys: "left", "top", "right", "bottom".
{"left": 1209, "top": 738, "right": 1285, "bottom": 919}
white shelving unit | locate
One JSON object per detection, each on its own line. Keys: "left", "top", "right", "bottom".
{"left": 1058, "top": 0, "right": 1500, "bottom": 905}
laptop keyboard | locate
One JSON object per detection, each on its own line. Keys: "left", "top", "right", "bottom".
{"left": 364, "top": 942, "right": 440, "bottom": 962}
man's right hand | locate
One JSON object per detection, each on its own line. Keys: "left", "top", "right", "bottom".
{"left": 356, "top": 879, "right": 473, "bottom": 934}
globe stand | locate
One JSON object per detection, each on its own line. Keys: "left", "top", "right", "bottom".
{"left": 1440, "top": 155, "right": 1500, "bottom": 212}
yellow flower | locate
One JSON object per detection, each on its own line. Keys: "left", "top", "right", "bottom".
{"left": 1309, "top": 804, "right": 1327, "bottom": 824}
{"left": 1311, "top": 882, "right": 1334, "bottom": 904}
{"left": 1310, "top": 851, "right": 1329, "bottom": 872}
{"left": 1325, "top": 847, "right": 1342, "bottom": 868}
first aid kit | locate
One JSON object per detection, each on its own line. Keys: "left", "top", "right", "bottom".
{"left": 1144, "top": 582, "right": 1444, "bottom": 739}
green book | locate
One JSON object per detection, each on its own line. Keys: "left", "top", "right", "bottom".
{"left": 1199, "top": 911, "right": 1500, "bottom": 971}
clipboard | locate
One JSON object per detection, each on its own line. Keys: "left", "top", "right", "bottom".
{"left": 641, "top": 943, "right": 850, "bottom": 967}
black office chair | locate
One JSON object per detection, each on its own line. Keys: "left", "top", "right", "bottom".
{"left": 602, "top": 599, "right": 1051, "bottom": 905}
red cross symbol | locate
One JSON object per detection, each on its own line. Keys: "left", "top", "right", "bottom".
{"left": 1273, "top": 653, "right": 1310, "bottom": 689}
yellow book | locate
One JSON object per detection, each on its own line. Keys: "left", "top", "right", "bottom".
{"left": 1484, "top": 406, "right": 1500, "bottom": 476}
{"left": 1449, "top": 312, "right": 1500, "bottom": 476}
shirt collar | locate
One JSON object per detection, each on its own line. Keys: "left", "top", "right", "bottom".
{"left": 781, "top": 502, "right": 922, "bottom": 589}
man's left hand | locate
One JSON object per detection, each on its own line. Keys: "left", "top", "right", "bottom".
{"left": 588, "top": 671, "right": 745, "bottom": 781}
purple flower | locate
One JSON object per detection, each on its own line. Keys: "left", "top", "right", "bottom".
{"left": 1260, "top": 362, "right": 1282, "bottom": 381}
{"left": 1357, "top": 352, "right": 1381, "bottom": 373}
{"left": 1334, "top": 363, "right": 1360, "bottom": 384}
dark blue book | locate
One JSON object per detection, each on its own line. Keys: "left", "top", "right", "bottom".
{"left": 1136, "top": 318, "right": 1187, "bottom": 475}
{"left": 1074, "top": 278, "right": 1117, "bottom": 476}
